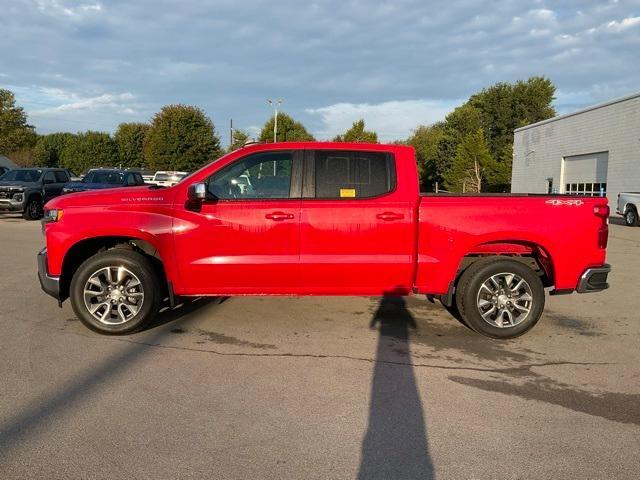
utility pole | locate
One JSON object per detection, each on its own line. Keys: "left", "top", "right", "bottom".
{"left": 266, "top": 99, "right": 283, "bottom": 143}
{"left": 230, "top": 118, "right": 233, "bottom": 147}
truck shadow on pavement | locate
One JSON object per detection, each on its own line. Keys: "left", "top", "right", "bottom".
{"left": 0, "top": 297, "right": 220, "bottom": 457}
{"left": 358, "top": 296, "right": 435, "bottom": 480}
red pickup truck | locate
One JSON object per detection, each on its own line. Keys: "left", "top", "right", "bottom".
{"left": 38, "top": 142, "right": 611, "bottom": 339}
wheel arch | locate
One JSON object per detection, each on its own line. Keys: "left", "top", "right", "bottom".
{"left": 59, "top": 235, "right": 169, "bottom": 302}
{"left": 456, "top": 240, "right": 555, "bottom": 289}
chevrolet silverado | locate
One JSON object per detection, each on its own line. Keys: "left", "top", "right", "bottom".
{"left": 37, "top": 142, "right": 611, "bottom": 339}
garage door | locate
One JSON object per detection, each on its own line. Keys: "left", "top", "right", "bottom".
{"left": 563, "top": 151, "right": 608, "bottom": 196}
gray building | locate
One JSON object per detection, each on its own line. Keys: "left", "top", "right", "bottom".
{"left": 511, "top": 91, "right": 640, "bottom": 203}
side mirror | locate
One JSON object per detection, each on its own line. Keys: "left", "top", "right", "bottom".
{"left": 187, "top": 182, "right": 207, "bottom": 202}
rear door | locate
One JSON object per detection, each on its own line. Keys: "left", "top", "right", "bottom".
{"left": 173, "top": 150, "right": 303, "bottom": 294}
{"left": 299, "top": 149, "right": 415, "bottom": 295}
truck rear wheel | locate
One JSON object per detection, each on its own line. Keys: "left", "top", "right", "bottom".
{"left": 70, "top": 249, "right": 161, "bottom": 334}
{"left": 455, "top": 258, "right": 545, "bottom": 339}
{"left": 624, "top": 207, "right": 638, "bottom": 226}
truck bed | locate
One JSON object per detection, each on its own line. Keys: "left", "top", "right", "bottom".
{"left": 414, "top": 194, "right": 609, "bottom": 295}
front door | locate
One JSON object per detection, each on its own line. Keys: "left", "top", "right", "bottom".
{"left": 299, "top": 149, "right": 415, "bottom": 295}
{"left": 173, "top": 150, "right": 302, "bottom": 295}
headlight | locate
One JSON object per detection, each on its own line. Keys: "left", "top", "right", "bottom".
{"left": 43, "top": 209, "right": 64, "bottom": 223}
{"left": 13, "top": 193, "right": 23, "bottom": 202}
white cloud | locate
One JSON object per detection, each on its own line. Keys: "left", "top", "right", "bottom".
{"left": 34, "top": 0, "right": 102, "bottom": 18}
{"left": 29, "top": 88, "right": 140, "bottom": 117}
{"left": 605, "top": 16, "right": 640, "bottom": 32}
{"left": 306, "top": 99, "right": 460, "bottom": 141}
{"left": 529, "top": 8, "right": 556, "bottom": 22}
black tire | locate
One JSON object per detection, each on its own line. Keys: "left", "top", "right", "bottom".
{"left": 624, "top": 207, "right": 638, "bottom": 226}
{"left": 22, "top": 197, "right": 43, "bottom": 220}
{"left": 455, "top": 257, "right": 545, "bottom": 339}
{"left": 70, "top": 249, "right": 161, "bottom": 334}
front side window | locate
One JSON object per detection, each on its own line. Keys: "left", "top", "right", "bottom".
{"left": 43, "top": 171, "right": 56, "bottom": 183}
{"left": 313, "top": 151, "right": 393, "bottom": 199}
{"left": 208, "top": 152, "right": 293, "bottom": 199}
{"left": 54, "top": 171, "right": 70, "bottom": 183}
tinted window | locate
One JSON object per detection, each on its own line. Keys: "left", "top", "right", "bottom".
{"left": 314, "top": 151, "right": 393, "bottom": 198}
{"left": 134, "top": 173, "right": 145, "bottom": 185}
{"left": 208, "top": 152, "right": 293, "bottom": 199}
{"left": 84, "top": 170, "right": 124, "bottom": 184}
{"left": 54, "top": 171, "right": 70, "bottom": 183}
{"left": 43, "top": 171, "right": 56, "bottom": 183}
{"left": 1, "top": 169, "right": 42, "bottom": 182}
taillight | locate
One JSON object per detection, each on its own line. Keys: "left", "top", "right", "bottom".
{"left": 594, "top": 205, "right": 609, "bottom": 218}
{"left": 594, "top": 204, "right": 609, "bottom": 249}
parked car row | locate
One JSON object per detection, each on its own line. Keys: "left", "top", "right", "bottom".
{"left": 0, "top": 167, "right": 189, "bottom": 220}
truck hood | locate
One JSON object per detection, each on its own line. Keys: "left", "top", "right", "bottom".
{"left": 47, "top": 185, "right": 173, "bottom": 209}
{"left": 0, "top": 180, "right": 37, "bottom": 188}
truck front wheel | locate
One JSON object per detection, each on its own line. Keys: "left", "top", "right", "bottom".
{"left": 455, "top": 258, "right": 545, "bottom": 339}
{"left": 70, "top": 249, "right": 161, "bottom": 334}
{"left": 23, "top": 197, "right": 43, "bottom": 220}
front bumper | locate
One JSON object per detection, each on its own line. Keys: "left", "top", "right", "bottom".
{"left": 37, "top": 248, "right": 61, "bottom": 302}
{"left": 576, "top": 264, "right": 611, "bottom": 293}
{"left": 0, "top": 198, "right": 24, "bottom": 212}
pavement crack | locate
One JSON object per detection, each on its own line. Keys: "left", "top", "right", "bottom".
{"left": 55, "top": 328, "right": 611, "bottom": 374}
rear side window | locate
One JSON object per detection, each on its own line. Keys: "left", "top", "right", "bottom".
{"left": 126, "top": 174, "right": 137, "bottom": 186}
{"left": 54, "top": 171, "right": 70, "bottom": 183}
{"left": 313, "top": 151, "right": 394, "bottom": 199}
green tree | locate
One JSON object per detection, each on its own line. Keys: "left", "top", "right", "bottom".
{"left": 33, "top": 133, "right": 75, "bottom": 167}
{"left": 144, "top": 105, "right": 222, "bottom": 171}
{"left": 406, "top": 123, "right": 446, "bottom": 190}
{"left": 444, "top": 129, "right": 496, "bottom": 193}
{"left": 258, "top": 112, "right": 314, "bottom": 143}
{"left": 468, "top": 76, "right": 555, "bottom": 165}
{"left": 0, "top": 89, "right": 37, "bottom": 155}
{"left": 228, "top": 129, "right": 251, "bottom": 152}
{"left": 333, "top": 119, "right": 378, "bottom": 143}
{"left": 115, "top": 122, "right": 150, "bottom": 168}
{"left": 59, "top": 131, "right": 118, "bottom": 174}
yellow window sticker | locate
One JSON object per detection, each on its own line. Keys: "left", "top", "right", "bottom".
{"left": 340, "top": 188, "right": 356, "bottom": 198}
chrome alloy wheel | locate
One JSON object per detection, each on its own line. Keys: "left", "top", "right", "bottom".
{"left": 83, "top": 266, "right": 145, "bottom": 325}
{"left": 476, "top": 272, "right": 533, "bottom": 328}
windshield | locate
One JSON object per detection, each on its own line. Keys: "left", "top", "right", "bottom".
{"left": 154, "top": 172, "right": 187, "bottom": 182}
{"left": 0, "top": 169, "right": 43, "bottom": 182}
{"left": 83, "top": 170, "right": 124, "bottom": 184}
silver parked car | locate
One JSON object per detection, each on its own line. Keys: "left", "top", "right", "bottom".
{"left": 616, "top": 192, "right": 640, "bottom": 226}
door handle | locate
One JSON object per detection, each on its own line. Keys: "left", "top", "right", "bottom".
{"left": 265, "top": 211, "right": 295, "bottom": 221}
{"left": 376, "top": 212, "right": 405, "bottom": 221}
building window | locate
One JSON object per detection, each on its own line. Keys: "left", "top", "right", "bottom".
{"left": 565, "top": 182, "right": 607, "bottom": 196}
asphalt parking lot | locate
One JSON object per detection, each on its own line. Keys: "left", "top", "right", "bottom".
{"left": 0, "top": 215, "right": 638, "bottom": 479}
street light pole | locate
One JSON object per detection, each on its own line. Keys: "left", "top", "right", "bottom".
{"left": 266, "top": 98, "right": 283, "bottom": 143}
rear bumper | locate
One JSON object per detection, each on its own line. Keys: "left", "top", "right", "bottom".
{"left": 37, "top": 248, "right": 61, "bottom": 301}
{"left": 576, "top": 264, "right": 611, "bottom": 293}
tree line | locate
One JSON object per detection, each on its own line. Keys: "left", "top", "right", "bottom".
{"left": 0, "top": 76, "right": 555, "bottom": 190}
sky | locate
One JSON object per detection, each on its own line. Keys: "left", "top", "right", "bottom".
{"left": 1, "top": 0, "right": 639, "bottom": 145}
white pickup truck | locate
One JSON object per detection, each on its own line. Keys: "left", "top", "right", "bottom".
{"left": 617, "top": 192, "right": 640, "bottom": 226}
